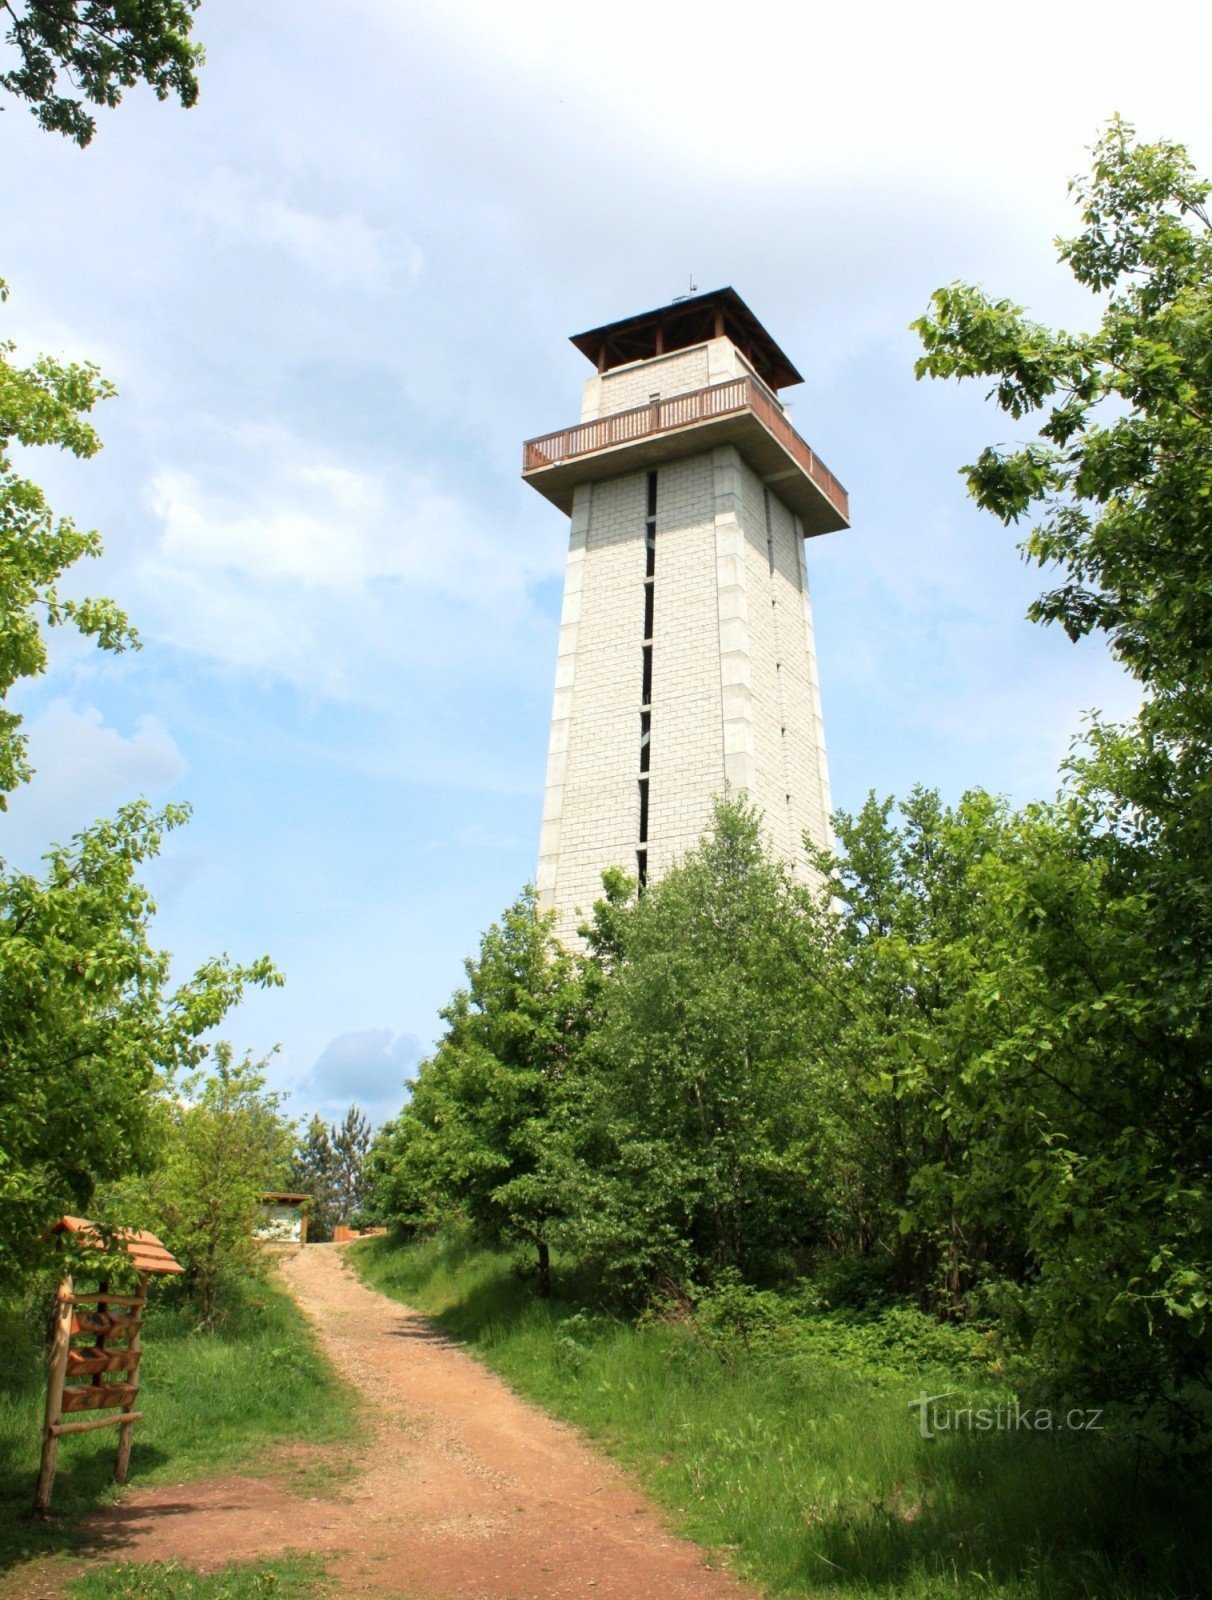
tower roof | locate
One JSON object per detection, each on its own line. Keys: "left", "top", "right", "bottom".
{"left": 570, "top": 287, "right": 804, "bottom": 393}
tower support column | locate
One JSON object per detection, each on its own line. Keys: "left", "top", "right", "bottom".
{"left": 536, "top": 484, "right": 591, "bottom": 907}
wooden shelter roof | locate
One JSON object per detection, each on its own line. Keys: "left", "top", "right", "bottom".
{"left": 50, "top": 1215, "right": 183, "bottom": 1276}
{"left": 570, "top": 287, "right": 804, "bottom": 392}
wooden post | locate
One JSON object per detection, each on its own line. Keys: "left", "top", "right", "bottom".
{"left": 114, "top": 1274, "right": 146, "bottom": 1483}
{"left": 34, "top": 1275, "right": 74, "bottom": 1517}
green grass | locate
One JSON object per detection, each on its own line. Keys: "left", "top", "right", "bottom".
{"left": 352, "top": 1228, "right": 1211, "bottom": 1600}
{"left": 65, "top": 1554, "right": 327, "bottom": 1600}
{"left": 0, "top": 1269, "right": 360, "bottom": 1577}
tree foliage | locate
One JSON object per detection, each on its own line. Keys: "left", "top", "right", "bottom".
{"left": 366, "top": 890, "right": 582, "bottom": 1294}
{"left": 1, "top": 0, "right": 203, "bottom": 146}
{"left": 913, "top": 116, "right": 1211, "bottom": 730}
{"left": 371, "top": 123, "right": 1212, "bottom": 1437}
{"left": 291, "top": 1114, "right": 338, "bottom": 1243}
{"left": 562, "top": 800, "right": 836, "bottom": 1296}
{"left": 292, "top": 1105, "right": 373, "bottom": 1240}
{"left": 0, "top": 82, "right": 280, "bottom": 1287}
{"left": 910, "top": 117, "right": 1212, "bottom": 1424}
{"left": 0, "top": 281, "right": 135, "bottom": 800}
{"left": 103, "top": 1046, "right": 294, "bottom": 1320}
{"left": 0, "top": 802, "right": 279, "bottom": 1287}
{"left": 331, "top": 1103, "right": 371, "bottom": 1225}
{"left": 154, "top": 1047, "right": 292, "bottom": 1319}
{"left": 811, "top": 788, "right": 1018, "bottom": 1303}
{"left": 0, "top": 300, "right": 280, "bottom": 1283}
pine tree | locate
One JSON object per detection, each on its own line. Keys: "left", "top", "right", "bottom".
{"left": 290, "top": 1115, "right": 338, "bottom": 1242}
{"left": 332, "top": 1105, "right": 372, "bottom": 1226}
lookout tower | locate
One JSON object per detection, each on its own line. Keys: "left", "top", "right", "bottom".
{"left": 522, "top": 288, "right": 849, "bottom": 943}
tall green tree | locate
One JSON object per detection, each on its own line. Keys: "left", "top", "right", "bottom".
{"left": 564, "top": 798, "right": 838, "bottom": 1295}
{"left": 0, "top": 15, "right": 278, "bottom": 1287}
{"left": 371, "top": 890, "right": 582, "bottom": 1294}
{"left": 0, "top": 287, "right": 280, "bottom": 1285}
{"left": 811, "top": 787, "right": 1020, "bottom": 1306}
{"left": 0, "top": 803, "right": 279, "bottom": 1287}
{"left": 331, "top": 1103, "right": 371, "bottom": 1226}
{"left": 291, "top": 1115, "right": 338, "bottom": 1242}
{"left": 914, "top": 119, "right": 1212, "bottom": 1421}
{"left": 913, "top": 116, "right": 1211, "bottom": 730}
{"left": 1, "top": 0, "right": 203, "bottom": 145}
{"left": 132, "top": 1047, "right": 293, "bottom": 1320}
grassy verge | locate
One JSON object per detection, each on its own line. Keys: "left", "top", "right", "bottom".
{"left": 0, "top": 1267, "right": 359, "bottom": 1576}
{"left": 65, "top": 1554, "right": 327, "bottom": 1600}
{"left": 352, "top": 1228, "right": 1210, "bottom": 1600}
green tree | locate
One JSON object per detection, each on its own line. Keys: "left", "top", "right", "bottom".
{"left": 913, "top": 120, "right": 1212, "bottom": 1423}
{"left": 0, "top": 260, "right": 279, "bottom": 1287}
{"left": 913, "top": 116, "right": 1211, "bottom": 731}
{"left": 811, "top": 787, "right": 1020, "bottom": 1307}
{"left": 1, "top": 0, "right": 203, "bottom": 145}
{"left": 956, "top": 749, "right": 1212, "bottom": 1421}
{"left": 147, "top": 1046, "right": 293, "bottom": 1321}
{"left": 331, "top": 1103, "right": 371, "bottom": 1226}
{"left": 564, "top": 798, "right": 838, "bottom": 1295}
{"left": 372, "top": 890, "right": 582, "bottom": 1294}
{"left": 291, "top": 1114, "right": 338, "bottom": 1242}
{"left": 0, "top": 281, "right": 134, "bottom": 799}
{"left": 0, "top": 804, "right": 279, "bottom": 1287}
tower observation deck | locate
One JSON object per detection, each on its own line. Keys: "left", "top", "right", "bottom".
{"left": 523, "top": 288, "right": 848, "bottom": 943}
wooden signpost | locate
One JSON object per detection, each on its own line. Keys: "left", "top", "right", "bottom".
{"left": 34, "top": 1216, "right": 182, "bottom": 1517}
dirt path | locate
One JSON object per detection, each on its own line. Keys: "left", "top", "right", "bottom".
{"left": 61, "top": 1245, "right": 761, "bottom": 1599}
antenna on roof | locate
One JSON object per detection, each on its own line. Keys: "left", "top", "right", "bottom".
{"left": 671, "top": 274, "right": 699, "bottom": 304}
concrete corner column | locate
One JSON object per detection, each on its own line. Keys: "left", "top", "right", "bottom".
{"left": 537, "top": 485, "right": 592, "bottom": 906}
{"left": 579, "top": 374, "right": 603, "bottom": 422}
{"left": 796, "top": 516, "right": 834, "bottom": 849}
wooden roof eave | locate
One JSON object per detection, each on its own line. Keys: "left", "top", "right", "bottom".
{"left": 48, "top": 1215, "right": 184, "bottom": 1276}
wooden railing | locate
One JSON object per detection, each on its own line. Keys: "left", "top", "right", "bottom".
{"left": 523, "top": 377, "right": 848, "bottom": 522}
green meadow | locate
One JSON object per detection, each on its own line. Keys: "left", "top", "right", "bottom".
{"left": 354, "top": 1228, "right": 1210, "bottom": 1600}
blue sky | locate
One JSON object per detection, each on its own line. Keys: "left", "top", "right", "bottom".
{"left": 2, "top": 1, "right": 1208, "bottom": 1125}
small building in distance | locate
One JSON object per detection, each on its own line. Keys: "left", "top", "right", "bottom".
{"left": 255, "top": 1193, "right": 310, "bottom": 1245}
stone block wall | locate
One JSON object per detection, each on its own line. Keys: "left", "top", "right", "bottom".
{"left": 536, "top": 430, "right": 832, "bottom": 945}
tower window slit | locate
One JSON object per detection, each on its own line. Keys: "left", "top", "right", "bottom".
{"left": 640, "top": 471, "right": 658, "bottom": 876}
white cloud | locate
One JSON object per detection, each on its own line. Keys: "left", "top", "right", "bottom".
{"left": 255, "top": 199, "right": 393, "bottom": 293}
{"left": 1, "top": 700, "right": 187, "bottom": 869}
{"left": 136, "top": 423, "right": 561, "bottom": 698}
{"left": 389, "top": 0, "right": 1208, "bottom": 203}
{"left": 191, "top": 168, "right": 417, "bottom": 294}
{"left": 293, "top": 1028, "right": 422, "bottom": 1123}
{"left": 150, "top": 463, "right": 370, "bottom": 593}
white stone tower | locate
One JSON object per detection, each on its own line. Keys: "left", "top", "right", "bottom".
{"left": 522, "top": 288, "right": 848, "bottom": 943}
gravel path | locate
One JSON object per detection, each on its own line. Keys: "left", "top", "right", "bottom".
{"left": 60, "top": 1244, "right": 761, "bottom": 1599}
